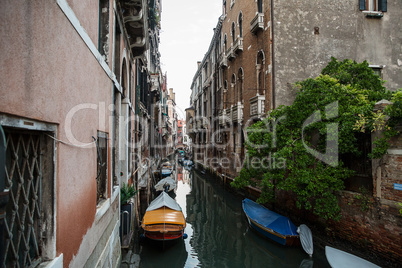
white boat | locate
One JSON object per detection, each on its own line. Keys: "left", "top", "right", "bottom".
{"left": 154, "top": 176, "right": 176, "bottom": 192}
{"left": 325, "top": 246, "right": 380, "bottom": 268}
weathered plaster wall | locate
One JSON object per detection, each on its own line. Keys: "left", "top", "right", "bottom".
{"left": 0, "top": 1, "right": 120, "bottom": 267}
{"left": 273, "top": 0, "right": 402, "bottom": 107}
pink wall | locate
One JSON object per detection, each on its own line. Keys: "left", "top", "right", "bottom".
{"left": 0, "top": 1, "right": 115, "bottom": 266}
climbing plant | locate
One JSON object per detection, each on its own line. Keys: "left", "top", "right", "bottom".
{"left": 231, "top": 58, "right": 400, "bottom": 221}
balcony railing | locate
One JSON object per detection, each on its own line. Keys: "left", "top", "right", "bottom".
{"left": 226, "top": 46, "right": 235, "bottom": 61}
{"left": 233, "top": 37, "right": 243, "bottom": 53}
{"left": 119, "top": 0, "right": 148, "bottom": 57}
{"left": 250, "top": 94, "right": 265, "bottom": 117}
{"left": 218, "top": 109, "right": 227, "bottom": 126}
{"left": 231, "top": 103, "right": 244, "bottom": 123}
{"left": 218, "top": 53, "right": 227, "bottom": 68}
{"left": 250, "top": 13, "right": 264, "bottom": 34}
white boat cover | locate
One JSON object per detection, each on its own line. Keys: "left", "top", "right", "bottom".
{"left": 325, "top": 246, "right": 380, "bottom": 268}
{"left": 297, "top": 224, "right": 314, "bottom": 257}
{"left": 146, "top": 192, "right": 182, "bottom": 212}
{"left": 154, "top": 176, "right": 176, "bottom": 192}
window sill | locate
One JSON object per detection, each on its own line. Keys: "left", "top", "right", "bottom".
{"left": 95, "top": 198, "right": 110, "bottom": 222}
{"left": 362, "top": 11, "right": 383, "bottom": 18}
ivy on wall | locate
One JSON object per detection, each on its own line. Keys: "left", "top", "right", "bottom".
{"left": 231, "top": 58, "right": 401, "bottom": 221}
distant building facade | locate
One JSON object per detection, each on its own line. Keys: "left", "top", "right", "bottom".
{"left": 188, "top": 0, "right": 402, "bottom": 264}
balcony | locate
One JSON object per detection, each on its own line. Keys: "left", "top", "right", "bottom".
{"left": 233, "top": 37, "right": 243, "bottom": 53}
{"left": 249, "top": 95, "right": 265, "bottom": 117}
{"left": 250, "top": 13, "right": 264, "bottom": 34}
{"left": 119, "top": 0, "right": 149, "bottom": 57}
{"left": 226, "top": 46, "right": 235, "bottom": 61}
{"left": 218, "top": 53, "right": 227, "bottom": 68}
{"left": 218, "top": 109, "right": 228, "bottom": 126}
{"left": 231, "top": 103, "right": 244, "bottom": 123}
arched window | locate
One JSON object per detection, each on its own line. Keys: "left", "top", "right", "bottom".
{"left": 224, "top": 34, "right": 227, "bottom": 53}
{"left": 256, "top": 51, "right": 265, "bottom": 95}
{"left": 224, "top": 80, "right": 228, "bottom": 108}
{"left": 231, "top": 74, "right": 236, "bottom": 105}
{"left": 122, "top": 58, "right": 128, "bottom": 98}
{"left": 231, "top": 22, "right": 236, "bottom": 43}
{"left": 237, "top": 68, "right": 244, "bottom": 103}
{"left": 238, "top": 13, "right": 243, "bottom": 38}
{"left": 257, "top": 0, "right": 263, "bottom": 13}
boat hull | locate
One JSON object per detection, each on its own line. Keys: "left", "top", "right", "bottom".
{"left": 143, "top": 224, "right": 185, "bottom": 241}
{"left": 141, "top": 205, "right": 186, "bottom": 242}
{"left": 246, "top": 214, "right": 300, "bottom": 246}
{"left": 242, "top": 198, "right": 300, "bottom": 246}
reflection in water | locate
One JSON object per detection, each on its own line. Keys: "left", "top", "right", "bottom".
{"left": 140, "top": 168, "right": 330, "bottom": 268}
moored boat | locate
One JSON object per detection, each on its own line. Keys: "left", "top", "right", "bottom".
{"left": 154, "top": 176, "right": 176, "bottom": 193}
{"left": 325, "top": 246, "right": 380, "bottom": 268}
{"left": 242, "top": 198, "right": 300, "bottom": 246}
{"left": 141, "top": 192, "right": 186, "bottom": 241}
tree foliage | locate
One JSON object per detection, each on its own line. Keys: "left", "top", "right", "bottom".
{"left": 231, "top": 58, "right": 400, "bottom": 221}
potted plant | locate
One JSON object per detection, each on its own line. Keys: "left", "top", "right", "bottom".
{"left": 120, "top": 183, "right": 137, "bottom": 246}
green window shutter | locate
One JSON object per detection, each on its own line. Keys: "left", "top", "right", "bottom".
{"left": 359, "top": 0, "right": 366, "bottom": 10}
{"left": 378, "top": 0, "right": 387, "bottom": 12}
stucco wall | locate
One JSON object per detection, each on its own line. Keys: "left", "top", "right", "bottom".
{"left": 274, "top": 0, "right": 402, "bottom": 107}
{"left": 0, "top": 1, "right": 119, "bottom": 267}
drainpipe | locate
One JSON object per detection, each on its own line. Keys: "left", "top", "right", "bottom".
{"left": 0, "top": 125, "right": 9, "bottom": 265}
{"left": 270, "top": 0, "right": 276, "bottom": 110}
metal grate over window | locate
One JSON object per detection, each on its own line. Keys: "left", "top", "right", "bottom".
{"left": 96, "top": 131, "right": 108, "bottom": 204}
{"left": 3, "top": 129, "right": 43, "bottom": 267}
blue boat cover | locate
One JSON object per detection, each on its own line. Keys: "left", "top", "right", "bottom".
{"left": 161, "top": 168, "right": 172, "bottom": 176}
{"left": 242, "top": 199, "right": 298, "bottom": 236}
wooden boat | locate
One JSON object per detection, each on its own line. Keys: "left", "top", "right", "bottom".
{"left": 141, "top": 192, "right": 186, "bottom": 241}
{"left": 242, "top": 198, "right": 300, "bottom": 246}
{"left": 154, "top": 176, "right": 176, "bottom": 193}
{"left": 325, "top": 246, "right": 380, "bottom": 268}
{"left": 160, "top": 168, "right": 173, "bottom": 178}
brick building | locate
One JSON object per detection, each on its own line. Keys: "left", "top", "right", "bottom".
{"left": 188, "top": 0, "right": 402, "bottom": 264}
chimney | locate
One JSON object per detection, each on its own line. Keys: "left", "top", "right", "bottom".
{"left": 197, "top": 61, "right": 201, "bottom": 68}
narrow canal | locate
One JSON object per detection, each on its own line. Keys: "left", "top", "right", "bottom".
{"left": 139, "top": 164, "right": 331, "bottom": 267}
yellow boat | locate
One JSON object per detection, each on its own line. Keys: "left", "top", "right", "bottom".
{"left": 141, "top": 192, "right": 186, "bottom": 241}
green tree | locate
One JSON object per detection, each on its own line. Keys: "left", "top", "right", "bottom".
{"left": 232, "top": 58, "right": 400, "bottom": 221}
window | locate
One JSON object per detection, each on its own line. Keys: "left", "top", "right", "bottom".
{"left": 237, "top": 68, "right": 244, "bottom": 102}
{"left": 224, "top": 34, "right": 227, "bottom": 53}
{"left": 342, "top": 133, "right": 373, "bottom": 193}
{"left": 96, "top": 131, "right": 108, "bottom": 204}
{"left": 257, "top": 0, "right": 263, "bottom": 13}
{"left": 231, "top": 22, "right": 236, "bottom": 43}
{"left": 230, "top": 0, "right": 235, "bottom": 9}
{"left": 223, "top": 0, "right": 227, "bottom": 15}
{"left": 256, "top": 51, "right": 265, "bottom": 95}
{"left": 98, "top": 0, "right": 110, "bottom": 63}
{"left": 359, "top": 0, "right": 387, "bottom": 12}
{"left": 3, "top": 123, "right": 55, "bottom": 267}
{"left": 231, "top": 74, "right": 236, "bottom": 105}
{"left": 238, "top": 13, "right": 243, "bottom": 38}
{"left": 369, "top": 65, "right": 383, "bottom": 79}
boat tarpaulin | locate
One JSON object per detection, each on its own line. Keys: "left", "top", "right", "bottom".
{"left": 161, "top": 168, "right": 172, "bottom": 176}
{"left": 242, "top": 198, "right": 298, "bottom": 236}
{"left": 325, "top": 246, "right": 380, "bottom": 268}
{"left": 298, "top": 224, "right": 314, "bottom": 257}
{"left": 146, "top": 192, "right": 182, "bottom": 212}
{"left": 154, "top": 176, "right": 176, "bottom": 192}
{"left": 142, "top": 207, "right": 186, "bottom": 226}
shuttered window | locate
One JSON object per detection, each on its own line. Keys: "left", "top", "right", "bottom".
{"left": 359, "top": 0, "right": 387, "bottom": 12}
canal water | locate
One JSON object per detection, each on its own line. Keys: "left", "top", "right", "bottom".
{"left": 139, "top": 165, "right": 331, "bottom": 268}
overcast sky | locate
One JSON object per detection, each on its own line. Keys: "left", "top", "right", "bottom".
{"left": 159, "top": 0, "right": 222, "bottom": 120}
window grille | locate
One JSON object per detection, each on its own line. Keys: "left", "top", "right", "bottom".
{"left": 3, "top": 129, "right": 43, "bottom": 267}
{"left": 96, "top": 131, "right": 108, "bottom": 203}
